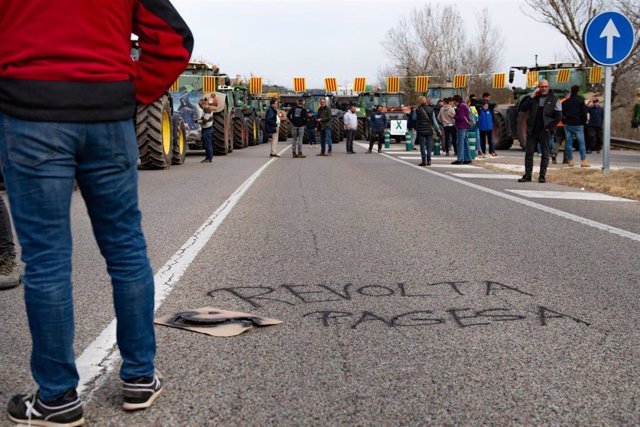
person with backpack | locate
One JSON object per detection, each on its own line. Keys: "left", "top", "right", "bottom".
{"left": 451, "top": 95, "right": 472, "bottom": 164}
{"left": 287, "top": 98, "right": 308, "bottom": 158}
{"left": 415, "top": 96, "right": 441, "bottom": 166}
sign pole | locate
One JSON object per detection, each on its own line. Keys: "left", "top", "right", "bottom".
{"left": 603, "top": 66, "right": 612, "bottom": 175}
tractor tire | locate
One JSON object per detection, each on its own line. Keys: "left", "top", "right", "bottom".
{"left": 332, "top": 117, "right": 344, "bottom": 143}
{"left": 137, "top": 95, "right": 173, "bottom": 170}
{"left": 233, "top": 118, "right": 245, "bottom": 149}
{"left": 212, "top": 111, "right": 229, "bottom": 155}
{"left": 356, "top": 118, "right": 367, "bottom": 140}
{"left": 171, "top": 114, "right": 187, "bottom": 165}
{"left": 493, "top": 111, "right": 513, "bottom": 150}
{"left": 247, "top": 117, "right": 258, "bottom": 146}
{"left": 278, "top": 122, "right": 288, "bottom": 141}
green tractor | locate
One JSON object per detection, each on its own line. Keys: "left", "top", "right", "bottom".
{"left": 355, "top": 92, "right": 380, "bottom": 140}
{"left": 131, "top": 40, "right": 187, "bottom": 169}
{"left": 493, "top": 63, "right": 602, "bottom": 150}
{"left": 250, "top": 94, "right": 271, "bottom": 144}
{"left": 424, "top": 85, "right": 464, "bottom": 104}
{"left": 217, "top": 84, "right": 258, "bottom": 149}
{"left": 301, "top": 92, "right": 344, "bottom": 144}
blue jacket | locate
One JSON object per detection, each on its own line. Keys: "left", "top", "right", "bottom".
{"left": 587, "top": 106, "right": 603, "bottom": 128}
{"left": 264, "top": 106, "right": 278, "bottom": 135}
{"left": 477, "top": 108, "right": 493, "bottom": 132}
{"left": 369, "top": 111, "right": 387, "bottom": 130}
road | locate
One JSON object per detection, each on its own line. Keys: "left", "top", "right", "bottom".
{"left": 1, "top": 140, "right": 639, "bottom": 426}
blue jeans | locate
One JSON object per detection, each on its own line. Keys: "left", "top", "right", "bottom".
{"left": 202, "top": 126, "right": 213, "bottom": 160}
{"left": 0, "top": 113, "right": 155, "bottom": 399}
{"left": 306, "top": 128, "right": 316, "bottom": 145}
{"left": 417, "top": 133, "right": 432, "bottom": 163}
{"left": 320, "top": 128, "right": 332, "bottom": 153}
{"left": 563, "top": 124, "right": 587, "bottom": 161}
{"left": 456, "top": 128, "right": 471, "bottom": 161}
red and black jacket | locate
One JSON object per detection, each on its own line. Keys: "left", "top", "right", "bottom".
{"left": 0, "top": 0, "right": 193, "bottom": 122}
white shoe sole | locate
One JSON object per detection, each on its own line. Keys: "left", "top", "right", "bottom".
{"left": 122, "top": 387, "right": 163, "bottom": 411}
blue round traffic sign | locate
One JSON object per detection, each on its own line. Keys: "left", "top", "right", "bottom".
{"left": 583, "top": 11, "right": 635, "bottom": 66}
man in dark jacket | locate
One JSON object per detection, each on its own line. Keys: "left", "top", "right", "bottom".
{"left": 265, "top": 99, "right": 280, "bottom": 158}
{"left": 518, "top": 79, "right": 562, "bottom": 183}
{"left": 0, "top": 1, "right": 192, "bottom": 424}
{"left": 316, "top": 98, "right": 333, "bottom": 156}
{"left": 415, "top": 96, "right": 441, "bottom": 166}
{"left": 287, "top": 99, "right": 308, "bottom": 158}
{"left": 562, "top": 85, "right": 589, "bottom": 167}
{"left": 586, "top": 95, "right": 603, "bottom": 153}
{"left": 368, "top": 105, "right": 387, "bottom": 153}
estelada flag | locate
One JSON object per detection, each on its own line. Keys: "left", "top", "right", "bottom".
{"left": 453, "top": 74, "right": 468, "bottom": 88}
{"left": 249, "top": 77, "right": 262, "bottom": 95}
{"left": 492, "top": 73, "right": 506, "bottom": 89}
{"left": 353, "top": 77, "right": 366, "bottom": 93}
{"left": 324, "top": 77, "right": 338, "bottom": 93}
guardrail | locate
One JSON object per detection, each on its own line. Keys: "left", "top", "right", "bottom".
{"left": 611, "top": 136, "right": 640, "bottom": 150}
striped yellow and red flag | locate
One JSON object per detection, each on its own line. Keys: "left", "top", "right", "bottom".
{"left": 353, "top": 77, "right": 367, "bottom": 93}
{"left": 387, "top": 76, "right": 400, "bottom": 93}
{"left": 589, "top": 66, "right": 603, "bottom": 83}
{"left": 556, "top": 69, "right": 571, "bottom": 83}
{"left": 453, "top": 74, "right": 468, "bottom": 89}
{"left": 526, "top": 71, "right": 539, "bottom": 88}
{"left": 492, "top": 73, "right": 506, "bottom": 89}
{"left": 203, "top": 76, "right": 217, "bottom": 92}
{"left": 168, "top": 79, "right": 179, "bottom": 92}
{"left": 249, "top": 77, "right": 262, "bottom": 95}
{"left": 324, "top": 77, "right": 338, "bottom": 93}
{"left": 415, "top": 76, "right": 429, "bottom": 92}
{"left": 293, "top": 77, "right": 306, "bottom": 93}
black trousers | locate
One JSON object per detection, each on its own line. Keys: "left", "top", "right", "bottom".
{"left": 369, "top": 129, "right": 384, "bottom": 151}
{"left": 524, "top": 131, "right": 550, "bottom": 178}
{"left": 586, "top": 126, "right": 602, "bottom": 152}
{"left": 345, "top": 129, "right": 355, "bottom": 152}
{"left": 443, "top": 126, "right": 456, "bottom": 154}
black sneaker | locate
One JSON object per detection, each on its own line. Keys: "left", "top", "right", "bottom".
{"left": 451, "top": 160, "right": 463, "bottom": 165}
{"left": 7, "top": 389, "right": 84, "bottom": 426}
{"left": 538, "top": 177, "right": 546, "bottom": 183}
{"left": 518, "top": 176, "right": 532, "bottom": 182}
{"left": 123, "top": 374, "right": 163, "bottom": 411}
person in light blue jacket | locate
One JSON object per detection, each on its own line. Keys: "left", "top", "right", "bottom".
{"left": 477, "top": 101, "right": 496, "bottom": 157}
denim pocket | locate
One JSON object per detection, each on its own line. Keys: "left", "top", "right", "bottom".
{"left": 106, "top": 119, "right": 137, "bottom": 169}
{"left": 2, "top": 114, "right": 62, "bottom": 168}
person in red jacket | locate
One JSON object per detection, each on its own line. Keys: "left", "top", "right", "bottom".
{"left": 0, "top": 1, "right": 193, "bottom": 425}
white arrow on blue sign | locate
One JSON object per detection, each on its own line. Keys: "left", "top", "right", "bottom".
{"left": 583, "top": 11, "right": 635, "bottom": 66}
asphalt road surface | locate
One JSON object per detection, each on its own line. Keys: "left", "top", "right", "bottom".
{"left": 1, "top": 140, "right": 639, "bottom": 426}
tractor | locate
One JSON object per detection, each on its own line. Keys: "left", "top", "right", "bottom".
{"left": 131, "top": 40, "right": 187, "bottom": 169}
{"left": 493, "top": 63, "right": 602, "bottom": 150}
{"left": 250, "top": 94, "right": 271, "bottom": 144}
{"left": 301, "top": 92, "right": 345, "bottom": 144}
{"left": 379, "top": 92, "right": 410, "bottom": 143}
{"left": 355, "top": 92, "right": 381, "bottom": 140}
{"left": 217, "top": 84, "right": 259, "bottom": 149}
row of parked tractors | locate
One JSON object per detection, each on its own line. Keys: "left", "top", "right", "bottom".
{"left": 134, "top": 51, "right": 602, "bottom": 171}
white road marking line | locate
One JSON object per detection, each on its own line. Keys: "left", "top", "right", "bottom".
{"left": 355, "top": 142, "right": 640, "bottom": 243}
{"left": 76, "top": 145, "right": 291, "bottom": 398}
{"left": 451, "top": 173, "right": 518, "bottom": 179}
{"left": 506, "top": 190, "right": 636, "bottom": 202}
{"left": 428, "top": 164, "right": 482, "bottom": 169}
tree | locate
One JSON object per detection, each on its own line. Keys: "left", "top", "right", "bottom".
{"left": 382, "top": 5, "right": 503, "bottom": 101}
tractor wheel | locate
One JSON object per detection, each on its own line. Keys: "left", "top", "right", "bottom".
{"left": 136, "top": 95, "right": 173, "bottom": 169}
{"left": 278, "top": 123, "right": 288, "bottom": 141}
{"left": 332, "top": 117, "right": 344, "bottom": 142}
{"left": 213, "top": 111, "right": 229, "bottom": 155}
{"left": 493, "top": 111, "right": 513, "bottom": 150}
{"left": 356, "top": 118, "right": 367, "bottom": 140}
{"left": 233, "top": 118, "right": 245, "bottom": 149}
{"left": 171, "top": 114, "right": 187, "bottom": 165}
{"left": 247, "top": 117, "right": 257, "bottom": 146}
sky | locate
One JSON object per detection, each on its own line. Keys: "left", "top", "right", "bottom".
{"left": 171, "top": 0, "right": 574, "bottom": 89}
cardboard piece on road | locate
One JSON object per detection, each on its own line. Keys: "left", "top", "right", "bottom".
{"left": 155, "top": 307, "right": 282, "bottom": 337}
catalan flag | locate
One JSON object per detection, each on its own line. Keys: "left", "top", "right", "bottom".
{"left": 556, "top": 69, "right": 571, "bottom": 83}
{"left": 526, "top": 71, "right": 539, "bottom": 88}
{"left": 293, "top": 77, "right": 306, "bottom": 93}
{"left": 168, "top": 79, "right": 179, "bottom": 92}
{"left": 415, "top": 76, "right": 429, "bottom": 92}
{"left": 387, "top": 76, "right": 400, "bottom": 93}
{"left": 589, "top": 66, "right": 603, "bottom": 83}
{"left": 492, "top": 73, "right": 506, "bottom": 89}
{"left": 453, "top": 74, "right": 468, "bottom": 89}
{"left": 249, "top": 77, "right": 262, "bottom": 95}
{"left": 324, "top": 77, "right": 338, "bottom": 93}
{"left": 203, "top": 76, "right": 217, "bottom": 93}
{"left": 353, "top": 77, "right": 367, "bottom": 93}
